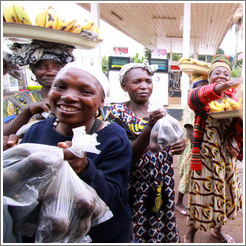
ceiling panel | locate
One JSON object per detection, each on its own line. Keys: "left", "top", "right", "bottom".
{"left": 77, "top": 2, "right": 240, "bottom": 55}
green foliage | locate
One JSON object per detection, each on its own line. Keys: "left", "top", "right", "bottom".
{"left": 198, "top": 54, "right": 206, "bottom": 61}
{"left": 132, "top": 53, "right": 144, "bottom": 63}
{"left": 102, "top": 56, "right": 109, "bottom": 75}
{"left": 144, "top": 48, "right": 151, "bottom": 59}
{"left": 167, "top": 53, "right": 182, "bottom": 61}
{"left": 216, "top": 48, "right": 225, "bottom": 54}
{"left": 231, "top": 68, "right": 242, "bottom": 78}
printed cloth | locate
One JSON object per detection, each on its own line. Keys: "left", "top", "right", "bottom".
{"left": 119, "top": 59, "right": 157, "bottom": 83}
{"left": 208, "top": 54, "right": 232, "bottom": 76}
{"left": 187, "top": 116, "right": 242, "bottom": 230}
{"left": 3, "top": 90, "right": 44, "bottom": 123}
{"left": 103, "top": 103, "right": 180, "bottom": 243}
{"left": 9, "top": 40, "right": 74, "bottom": 67}
{"left": 177, "top": 105, "right": 194, "bottom": 194}
{"left": 190, "top": 74, "right": 208, "bottom": 88}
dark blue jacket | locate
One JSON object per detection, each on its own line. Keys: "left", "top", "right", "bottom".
{"left": 13, "top": 117, "right": 132, "bottom": 243}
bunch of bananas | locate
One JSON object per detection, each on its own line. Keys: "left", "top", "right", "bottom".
{"left": 209, "top": 98, "right": 239, "bottom": 112}
{"left": 3, "top": 3, "right": 32, "bottom": 25}
{"left": 178, "top": 57, "right": 209, "bottom": 67}
{"left": 35, "top": 6, "right": 100, "bottom": 36}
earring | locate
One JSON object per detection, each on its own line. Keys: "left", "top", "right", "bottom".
{"left": 94, "top": 108, "right": 101, "bottom": 118}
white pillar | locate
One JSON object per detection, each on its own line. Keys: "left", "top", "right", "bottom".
{"left": 181, "top": 2, "right": 191, "bottom": 107}
{"left": 193, "top": 38, "right": 198, "bottom": 59}
{"left": 169, "top": 39, "right": 173, "bottom": 62}
{"left": 91, "top": 3, "right": 101, "bottom": 70}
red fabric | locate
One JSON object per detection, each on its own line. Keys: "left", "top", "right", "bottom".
{"left": 188, "top": 83, "right": 222, "bottom": 170}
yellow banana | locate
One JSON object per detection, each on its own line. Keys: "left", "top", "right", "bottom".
{"left": 209, "top": 101, "right": 224, "bottom": 112}
{"left": 60, "top": 19, "right": 77, "bottom": 32}
{"left": 54, "top": 15, "right": 63, "bottom": 30}
{"left": 226, "top": 98, "right": 239, "bottom": 110}
{"left": 35, "top": 7, "right": 48, "bottom": 27}
{"left": 82, "top": 20, "right": 95, "bottom": 31}
{"left": 91, "top": 25, "right": 100, "bottom": 34}
{"left": 69, "top": 20, "right": 83, "bottom": 34}
{"left": 13, "top": 3, "right": 32, "bottom": 25}
{"left": 45, "top": 7, "right": 57, "bottom": 29}
{"left": 222, "top": 98, "right": 231, "bottom": 111}
{"left": 3, "top": 3, "right": 20, "bottom": 23}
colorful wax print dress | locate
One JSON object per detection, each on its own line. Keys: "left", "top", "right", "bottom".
{"left": 187, "top": 115, "right": 242, "bottom": 230}
{"left": 177, "top": 105, "right": 194, "bottom": 194}
{"left": 3, "top": 90, "right": 44, "bottom": 123}
{"left": 103, "top": 103, "right": 180, "bottom": 243}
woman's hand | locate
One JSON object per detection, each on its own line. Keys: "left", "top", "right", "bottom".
{"left": 58, "top": 141, "right": 88, "bottom": 174}
{"left": 147, "top": 109, "right": 166, "bottom": 128}
{"left": 26, "top": 98, "right": 50, "bottom": 116}
{"left": 214, "top": 76, "right": 243, "bottom": 94}
{"left": 3, "top": 134, "right": 20, "bottom": 150}
{"left": 170, "top": 137, "right": 186, "bottom": 155}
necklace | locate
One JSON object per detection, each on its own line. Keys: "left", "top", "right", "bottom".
{"left": 53, "top": 118, "right": 59, "bottom": 129}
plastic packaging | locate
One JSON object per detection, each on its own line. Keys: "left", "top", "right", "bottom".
{"left": 149, "top": 114, "right": 185, "bottom": 153}
{"left": 3, "top": 143, "right": 64, "bottom": 206}
{"left": 36, "top": 161, "right": 113, "bottom": 243}
{"left": 3, "top": 126, "right": 112, "bottom": 242}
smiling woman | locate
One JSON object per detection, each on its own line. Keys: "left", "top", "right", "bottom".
{"left": 184, "top": 54, "right": 243, "bottom": 243}
{"left": 48, "top": 63, "right": 107, "bottom": 134}
{"left": 6, "top": 62, "right": 133, "bottom": 243}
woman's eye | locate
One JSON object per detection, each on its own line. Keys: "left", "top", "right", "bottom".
{"left": 81, "top": 89, "right": 93, "bottom": 95}
{"left": 146, "top": 80, "right": 152, "bottom": 84}
{"left": 54, "top": 84, "right": 65, "bottom": 89}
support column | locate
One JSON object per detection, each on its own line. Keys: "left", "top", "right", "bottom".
{"left": 91, "top": 3, "right": 101, "bottom": 70}
{"left": 180, "top": 2, "right": 191, "bottom": 107}
{"left": 169, "top": 39, "right": 173, "bottom": 62}
{"left": 193, "top": 38, "right": 198, "bottom": 59}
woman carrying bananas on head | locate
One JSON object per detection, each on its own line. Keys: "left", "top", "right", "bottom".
{"left": 3, "top": 40, "right": 74, "bottom": 147}
{"left": 184, "top": 54, "right": 243, "bottom": 243}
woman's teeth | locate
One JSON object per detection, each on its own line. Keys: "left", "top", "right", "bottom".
{"left": 60, "top": 105, "right": 78, "bottom": 112}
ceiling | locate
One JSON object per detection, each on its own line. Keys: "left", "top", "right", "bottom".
{"left": 77, "top": 2, "right": 240, "bottom": 55}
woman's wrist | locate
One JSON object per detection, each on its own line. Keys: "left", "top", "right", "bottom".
{"left": 22, "top": 106, "right": 34, "bottom": 117}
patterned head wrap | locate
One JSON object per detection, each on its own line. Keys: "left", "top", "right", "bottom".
{"left": 119, "top": 59, "right": 158, "bottom": 83}
{"left": 9, "top": 40, "right": 75, "bottom": 69}
{"left": 190, "top": 74, "right": 208, "bottom": 88}
{"left": 208, "top": 54, "right": 232, "bottom": 76}
{"left": 56, "top": 62, "right": 109, "bottom": 97}
{"left": 3, "top": 43, "right": 22, "bottom": 80}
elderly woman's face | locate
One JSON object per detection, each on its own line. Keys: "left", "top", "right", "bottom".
{"left": 32, "top": 59, "right": 64, "bottom": 88}
{"left": 121, "top": 68, "right": 153, "bottom": 103}
{"left": 48, "top": 67, "right": 104, "bottom": 128}
{"left": 209, "top": 66, "right": 231, "bottom": 84}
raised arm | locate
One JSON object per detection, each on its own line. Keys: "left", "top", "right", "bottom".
{"left": 3, "top": 99, "right": 50, "bottom": 136}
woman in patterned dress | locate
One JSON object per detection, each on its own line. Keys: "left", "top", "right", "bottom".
{"left": 3, "top": 40, "right": 74, "bottom": 136}
{"left": 184, "top": 55, "right": 243, "bottom": 243}
{"left": 176, "top": 74, "right": 208, "bottom": 216}
{"left": 102, "top": 60, "right": 186, "bottom": 243}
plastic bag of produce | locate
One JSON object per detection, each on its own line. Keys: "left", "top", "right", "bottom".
{"left": 149, "top": 114, "right": 185, "bottom": 153}
{"left": 3, "top": 143, "right": 64, "bottom": 206}
{"left": 35, "top": 160, "right": 113, "bottom": 243}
